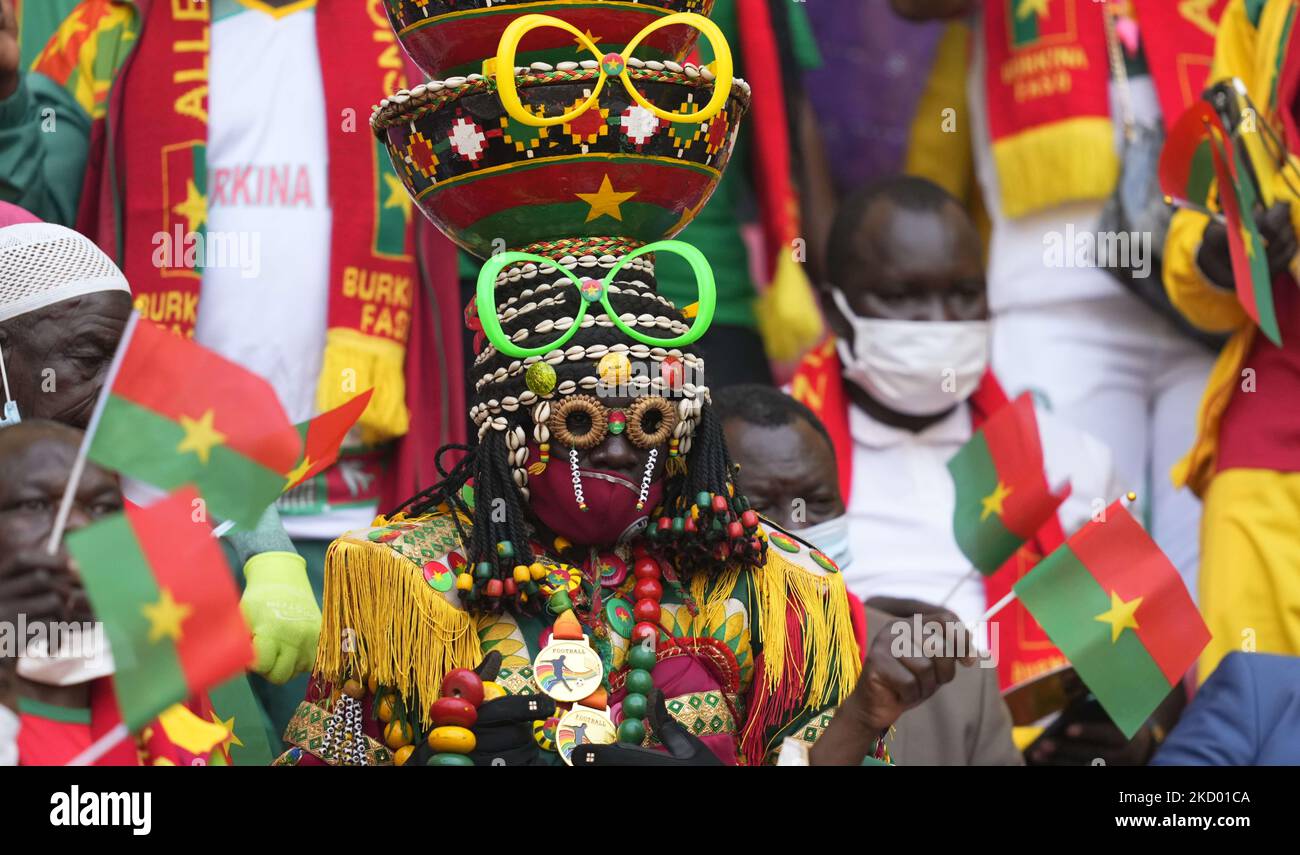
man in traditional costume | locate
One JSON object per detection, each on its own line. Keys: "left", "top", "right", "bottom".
{"left": 278, "top": 243, "right": 861, "bottom": 765}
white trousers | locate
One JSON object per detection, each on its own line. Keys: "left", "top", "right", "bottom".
{"left": 991, "top": 295, "right": 1215, "bottom": 597}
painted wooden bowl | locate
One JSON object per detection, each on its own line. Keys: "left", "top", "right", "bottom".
{"left": 373, "top": 60, "right": 748, "bottom": 259}
{"left": 383, "top": 0, "right": 716, "bottom": 78}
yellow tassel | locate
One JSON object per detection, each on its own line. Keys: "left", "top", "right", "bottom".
{"left": 752, "top": 547, "right": 861, "bottom": 711}
{"left": 665, "top": 456, "right": 687, "bottom": 477}
{"left": 316, "top": 328, "right": 410, "bottom": 445}
{"left": 992, "top": 117, "right": 1117, "bottom": 219}
{"left": 755, "top": 252, "right": 824, "bottom": 364}
{"left": 313, "top": 535, "right": 481, "bottom": 728}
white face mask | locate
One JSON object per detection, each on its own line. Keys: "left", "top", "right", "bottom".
{"left": 830, "top": 287, "right": 989, "bottom": 417}
{"left": 799, "top": 514, "right": 853, "bottom": 574}
{"left": 17, "top": 633, "right": 115, "bottom": 687}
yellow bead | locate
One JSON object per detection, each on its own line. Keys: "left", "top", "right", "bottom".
{"left": 529, "top": 562, "right": 548, "bottom": 581}
{"left": 393, "top": 745, "right": 414, "bottom": 766}
{"left": 342, "top": 679, "right": 364, "bottom": 699}
{"left": 384, "top": 719, "right": 414, "bottom": 749}
{"left": 482, "top": 681, "right": 506, "bottom": 702}
{"left": 513, "top": 564, "right": 531, "bottom": 584}
{"left": 455, "top": 573, "right": 474, "bottom": 591}
{"left": 553, "top": 536, "right": 571, "bottom": 552}
{"left": 427, "top": 725, "right": 477, "bottom": 754}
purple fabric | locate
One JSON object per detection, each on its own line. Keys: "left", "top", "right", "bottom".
{"left": 803, "top": 6, "right": 948, "bottom": 194}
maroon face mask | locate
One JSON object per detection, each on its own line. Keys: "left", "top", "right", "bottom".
{"left": 526, "top": 442, "right": 664, "bottom": 546}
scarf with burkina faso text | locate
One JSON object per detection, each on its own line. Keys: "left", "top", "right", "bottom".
{"left": 73, "top": 0, "right": 417, "bottom": 444}
{"left": 982, "top": 0, "right": 1226, "bottom": 218}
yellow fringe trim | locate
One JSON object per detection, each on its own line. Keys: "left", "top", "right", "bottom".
{"left": 313, "top": 535, "right": 481, "bottom": 727}
{"left": 755, "top": 251, "right": 824, "bottom": 364}
{"left": 753, "top": 548, "right": 861, "bottom": 711}
{"left": 992, "top": 117, "right": 1117, "bottom": 219}
{"left": 316, "top": 327, "right": 409, "bottom": 445}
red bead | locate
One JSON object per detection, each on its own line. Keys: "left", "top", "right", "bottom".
{"left": 632, "top": 621, "right": 659, "bottom": 644}
{"left": 634, "top": 557, "right": 660, "bottom": 579}
{"left": 485, "top": 578, "right": 504, "bottom": 598}
{"left": 727, "top": 521, "right": 743, "bottom": 539}
{"left": 429, "top": 697, "right": 478, "bottom": 728}
{"left": 684, "top": 517, "right": 697, "bottom": 534}
{"left": 633, "top": 598, "right": 661, "bottom": 623}
{"left": 633, "top": 578, "right": 663, "bottom": 602}
{"left": 657, "top": 516, "right": 672, "bottom": 531}
{"left": 711, "top": 494, "right": 727, "bottom": 513}
{"left": 741, "top": 509, "right": 759, "bottom": 529}
{"left": 503, "top": 578, "right": 518, "bottom": 596}
{"left": 441, "top": 668, "right": 484, "bottom": 707}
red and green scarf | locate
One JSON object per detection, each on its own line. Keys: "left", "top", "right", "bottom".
{"left": 111, "top": 0, "right": 416, "bottom": 444}
{"left": 983, "top": 0, "right": 1226, "bottom": 218}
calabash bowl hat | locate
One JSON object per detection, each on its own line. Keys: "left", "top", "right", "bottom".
{"left": 372, "top": 18, "right": 747, "bottom": 259}
{"left": 384, "top": 0, "right": 717, "bottom": 79}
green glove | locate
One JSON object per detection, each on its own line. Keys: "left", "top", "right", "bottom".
{"left": 240, "top": 551, "right": 321, "bottom": 685}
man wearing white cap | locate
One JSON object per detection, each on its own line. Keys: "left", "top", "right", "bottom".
{"left": 0, "top": 222, "right": 132, "bottom": 428}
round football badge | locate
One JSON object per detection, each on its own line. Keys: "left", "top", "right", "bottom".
{"left": 556, "top": 705, "right": 617, "bottom": 766}
{"left": 532, "top": 638, "right": 604, "bottom": 703}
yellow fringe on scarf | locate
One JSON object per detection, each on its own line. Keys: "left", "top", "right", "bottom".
{"left": 316, "top": 328, "right": 409, "bottom": 445}
{"left": 313, "top": 535, "right": 481, "bottom": 727}
{"left": 992, "top": 117, "right": 1117, "bottom": 219}
{"left": 753, "top": 547, "right": 861, "bottom": 711}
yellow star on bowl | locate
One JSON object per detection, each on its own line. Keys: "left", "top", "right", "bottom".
{"left": 576, "top": 174, "right": 638, "bottom": 223}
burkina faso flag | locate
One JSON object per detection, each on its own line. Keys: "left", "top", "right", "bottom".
{"left": 283, "top": 389, "right": 374, "bottom": 493}
{"left": 66, "top": 487, "right": 253, "bottom": 730}
{"left": 1013, "top": 503, "right": 1211, "bottom": 738}
{"left": 948, "top": 393, "right": 1070, "bottom": 575}
{"left": 89, "top": 315, "right": 302, "bottom": 528}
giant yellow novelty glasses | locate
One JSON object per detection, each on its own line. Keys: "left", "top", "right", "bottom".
{"left": 486, "top": 12, "right": 734, "bottom": 128}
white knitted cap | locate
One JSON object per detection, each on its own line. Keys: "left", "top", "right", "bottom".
{"left": 0, "top": 223, "right": 130, "bottom": 323}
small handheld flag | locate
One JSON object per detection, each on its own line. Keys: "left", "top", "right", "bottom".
{"left": 66, "top": 486, "right": 253, "bottom": 730}
{"left": 283, "top": 388, "right": 374, "bottom": 493}
{"left": 947, "top": 393, "right": 1070, "bottom": 576}
{"left": 86, "top": 316, "right": 303, "bottom": 528}
{"left": 1012, "top": 502, "right": 1210, "bottom": 739}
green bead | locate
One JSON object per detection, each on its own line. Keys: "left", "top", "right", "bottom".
{"left": 474, "top": 561, "right": 493, "bottom": 580}
{"left": 617, "top": 719, "right": 646, "bottom": 745}
{"left": 548, "top": 591, "right": 573, "bottom": 614}
{"left": 496, "top": 541, "right": 514, "bottom": 558}
{"left": 427, "top": 753, "right": 475, "bottom": 767}
{"left": 696, "top": 491, "right": 711, "bottom": 508}
{"left": 672, "top": 517, "right": 685, "bottom": 533}
{"left": 627, "top": 645, "right": 656, "bottom": 671}
{"left": 625, "top": 668, "right": 653, "bottom": 695}
{"left": 525, "top": 361, "right": 557, "bottom": 396}
{"left": 621, "top": 691, "right": 648, "bottom": 720}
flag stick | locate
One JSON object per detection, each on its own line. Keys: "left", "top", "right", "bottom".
{"left": 65, "top": 722, "right": 129, "bottom": 766}
{"left": 981, "top": 589, "right": 1017, "bottom": 622}
{"left": 46, "top": 312, "right": 140, "bottom": 555}
{"left": 939, "top": 568, "right": 978, "bottom": 607}
{"left": 212, "top": 520, "right": 235, "bottom": 538}
{"left": 1163, "top": 195, "right": 1227, "bottom": 224}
